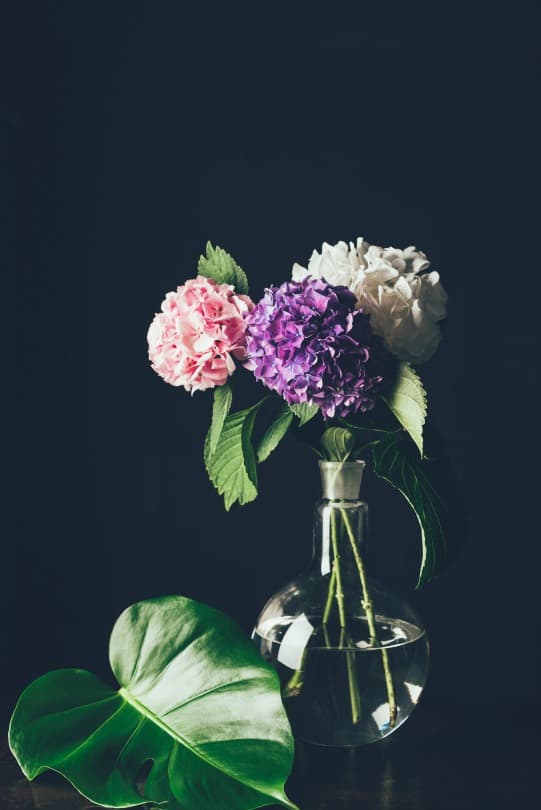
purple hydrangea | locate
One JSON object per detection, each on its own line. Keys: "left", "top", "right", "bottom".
{"left": 244, "top": 277, "right": 384, "bottom": 419}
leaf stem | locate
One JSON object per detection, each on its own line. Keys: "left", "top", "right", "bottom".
{"left": 339, "top": 509, "right": 397, "bottom": 727}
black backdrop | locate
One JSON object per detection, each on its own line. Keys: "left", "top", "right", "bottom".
{"left": 4, "top": 1, "right": 539, "bottom": 730}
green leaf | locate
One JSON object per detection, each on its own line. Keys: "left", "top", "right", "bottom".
{"left": 257, "top": 405, "right": 294, "bottom": 463}
{"left": 289, "top": 402, "right": 319, "bottom": 426}
{"left": 320, "top": 427, "right": 355, "bottom": 461}
{"left": 208, "top": 383, "right": 233, "bottom": 458}
{"left": 383, "top": 362, "right": 427, "bottom": 456}
{"left": 197, "top": 242, "right": 249, "bottom": 295}
{"left": 204, "top": 402, "right": 264, "bottom": 510}
{"left": 9, "top": 596, "right": 298, "bottom": 810}
{"left": 372, "top": 434, "right": 447, "bottom": 588}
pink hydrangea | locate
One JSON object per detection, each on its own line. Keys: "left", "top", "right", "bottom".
{"left": 147, "top": 276, "right": 254, "bottom": 392}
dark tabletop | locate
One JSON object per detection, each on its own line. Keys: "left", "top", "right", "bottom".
{"left": 2, "top": 702, "right": 537, "bottom": 810}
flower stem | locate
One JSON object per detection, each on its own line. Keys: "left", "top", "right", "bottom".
{"left": 329, "top": 510, "right": 347, "bottom": 628}
{"left": 284, "top": 563, "right": 336, "bottom": 698}
{"left": 342, "top": 629, "right": 361, "bottom": 724}
{"left": 323, "top": 560, "right": 337, "bottom": 625}
{"left": 283, "top": 655, "right": 306, "bottom": 697}
{"left": 329, "top": 509, "right": 361, "bottom": 725}
{"left": 322, "top": 623, "right": 332, "bottom": 648}
{"left": 340, "top": 508, "right": 397, "bottom": 727}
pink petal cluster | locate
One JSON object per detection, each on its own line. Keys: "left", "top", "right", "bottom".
{"left": 147, "top": 276, "right": 254, "bottom": 392}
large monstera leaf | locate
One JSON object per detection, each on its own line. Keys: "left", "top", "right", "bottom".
{"left": 9, "top": 596, "right": 298, "bottom": 810}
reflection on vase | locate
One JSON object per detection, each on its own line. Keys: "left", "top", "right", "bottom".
{"left": 253, "top": 460, "right": 429, "bottom": 746}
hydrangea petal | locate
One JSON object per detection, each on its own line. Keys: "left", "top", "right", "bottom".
{"left": 147, "top": 276, "right": 254, "bottom": 392}
{"left": 244, "top": 277, "right": 383, "bottom": 419}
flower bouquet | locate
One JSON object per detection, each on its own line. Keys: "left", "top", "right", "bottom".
{"left": 146, "top": 237, "right": 449, "bottom": 745}
{"left": 147, "top": 237, "right": 447, "bottom": 581}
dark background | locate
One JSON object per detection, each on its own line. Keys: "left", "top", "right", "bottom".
{"left": 3, "top": 0, "right": 538, "bottom": 737}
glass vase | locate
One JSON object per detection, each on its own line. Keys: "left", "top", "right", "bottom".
{"left": 252, "top": 460, "right": 429, "bottom": 747}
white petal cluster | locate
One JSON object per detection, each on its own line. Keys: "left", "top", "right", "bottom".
{"left": 292, "top": 238, "right": 447, "bottom": 364}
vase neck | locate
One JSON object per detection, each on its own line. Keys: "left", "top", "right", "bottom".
{"left": 313, "top": 500, "right": 369, "bottom": 576}
{"left": 319, "top": 460, "right": 365, "bottom": 500}
{"left": 313, "top": 462, "right": 369, "bottom": 578}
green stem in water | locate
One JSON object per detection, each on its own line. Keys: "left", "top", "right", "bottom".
{"left": 322, "top": 623, "right": 332, "bottom": 648}
{"left": 340, "top": 508, "right": 397, "bottom": 728}
{"left": 283, "top": 655, "right": 306, "bottom": 697}
{"left": 329, "top": 509, "right": 361, "bottom": 725}
{"left": 284, "top": 558, "right": 336, "bottom": 697}
{"left": 341, "top": 629, "right": 361, "bottom": 724}
{"left": 284, "top": 561, "right": 337, "bottom": 698}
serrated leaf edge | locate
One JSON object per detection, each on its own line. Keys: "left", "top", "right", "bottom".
{"left": 197, "top": 241, "right": 249, "bottom": 295}
{"left": 208, "top": 384, "right": 233, "bottom": 458}
{"left": 383, "top": 363, "right": 427, "bottom": 457}
{"left": 204, "top": 403, "right": 264, "bottom": 510}
{"left": 257, "top": 406, "right": 294, "bottom": 463}
{"left": 289, "top": 402, "right": 319, "bottom": 427}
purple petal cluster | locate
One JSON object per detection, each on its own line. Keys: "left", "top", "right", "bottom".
{"left": 244, "top": 277, "right": 384, "bottom": 419}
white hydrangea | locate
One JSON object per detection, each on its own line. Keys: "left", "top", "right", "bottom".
{"left": 292, "top": 237, "right": 447, "bottom": 364}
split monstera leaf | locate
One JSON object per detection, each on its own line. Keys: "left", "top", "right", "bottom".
{"left": 9, "top": 596, "right": 298, "bottom": 810}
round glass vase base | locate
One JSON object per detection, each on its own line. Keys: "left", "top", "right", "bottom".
{"left": 292, "top": 715, "right": 407, "bottom": 749}
{"left": 285, "top": 685, "right": 421, "bottom": 749}
{"left": 252, "top": 462, "right": 430, "bottom": 748}
{"left": 254, "top": 614, "right": 429, "bottom": 748}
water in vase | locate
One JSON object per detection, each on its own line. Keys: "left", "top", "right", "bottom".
{"left": 254, "top": 614, "right": 429, "bottom": 747}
